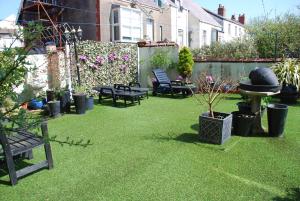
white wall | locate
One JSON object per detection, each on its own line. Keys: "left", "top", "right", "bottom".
{"left": 0, "top": 34, "right": 23, "bottom": 50}
{"left": 170, "top": 5, "right": 188, "bottom": 47}
{"left": 222, "top": 20, "right": 245, "bottom": 42}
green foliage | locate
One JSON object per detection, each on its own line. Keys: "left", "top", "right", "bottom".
{"left": 191, "top": 37, "right": 259, "bottom": 59}
{"left": 178, "top": 47, "right": 194, "bottom": 78}
{"left": 271, "top": 59, "right": 300, "bottom": 90}
{"left": 247, "top": 13, "right": 300, "bottom": 58}
{"left": 0, "top": 23, "right": 43, "bottom": 135}
{"left": 150, "top": 49, "right": 172, "bottom": 69}
{"left": 76, "top": 41, "right": 138, "bottom": 93}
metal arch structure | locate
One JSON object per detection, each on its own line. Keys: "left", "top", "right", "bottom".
{"left": 17, "top": 0, "right": 70, "bottom": 49}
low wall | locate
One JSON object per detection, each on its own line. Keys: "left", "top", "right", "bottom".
{"left": 138, "top": 46, "right": 179, "bottom": 87}
{"left": 192, "top": 61, "right": 275, "bottom": 82}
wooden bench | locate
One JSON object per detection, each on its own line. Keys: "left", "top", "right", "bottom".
{"left": 0, "top": 122, "right": 53, "bottom": 185}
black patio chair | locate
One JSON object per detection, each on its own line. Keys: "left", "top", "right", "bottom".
{"left": 152, "top": 69, "right": 195, "bottom": 96}
{"left": 129, "top": 82, "right": 149, "bottom": 99}
{"left": 0, "top": 121, "right": 53, "bottom": 185}
{"left": 93, "top": 86, "right": 144, "bottom": 107}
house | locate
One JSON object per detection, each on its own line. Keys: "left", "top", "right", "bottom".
{"left": 204, "top": 4, "right": 246, "bottom": 43}
{"left": 0, "top": 15, "right": 23, "bottom": 51}
{"left": 185, "top": 2, "right": 245, "bottom": 48}
{"left": 100, "top": 0, "right": 189, "bottom": 46}
{"left": 183, "top": 0, "right": 222, "bottom": 48}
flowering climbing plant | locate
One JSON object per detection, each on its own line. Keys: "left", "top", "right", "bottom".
{"left": 74, "top": 41, "right": 138, "bottom": 90}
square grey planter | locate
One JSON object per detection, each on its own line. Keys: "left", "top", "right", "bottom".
{"left": 199, "top": 112, "right": 232, "bottom": 145}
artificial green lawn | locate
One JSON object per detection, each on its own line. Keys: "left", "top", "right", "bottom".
{"left": 0, "top": 95, "right": 299, "bottom": 201}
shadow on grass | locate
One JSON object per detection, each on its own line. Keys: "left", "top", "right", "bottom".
{"left": 0, "top": 159, "right": 47, "bottom": 186}
{"left": 191, "top": 123, "right": 199, "bottom": 132}
{"left": 147, "top": 132, "right": 226, "bottom": 152}
{"left": 95, "top": 99, "right": 141, "bottom": 108}
{"left": 152, "top": 93, "right": 190, "bottom": 99}
{"left": 272, "top": 188, "right": 300, "bottom": 201}
{"left": 49, "top": 136, "right": 93, "bottom": 147}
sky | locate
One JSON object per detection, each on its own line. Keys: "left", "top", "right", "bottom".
{"left": 0, "top": 0, "right": 299, "bottom": 21}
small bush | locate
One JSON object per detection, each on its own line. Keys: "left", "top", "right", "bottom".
{"left": 191, "top": 37, "right": 259, "bottom": 59}
{"left": 178, "top": 47, "right": 194, "bottom": 78}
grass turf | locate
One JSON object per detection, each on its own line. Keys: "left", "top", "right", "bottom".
{"left": 0, "top": 94, "right": 299, "bottom": 201}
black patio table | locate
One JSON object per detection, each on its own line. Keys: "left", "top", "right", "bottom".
{"left": 93, "top": 86, "right": 145, "bottom": 107}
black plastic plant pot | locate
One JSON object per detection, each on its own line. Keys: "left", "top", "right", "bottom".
{"left": 48, "top": 100, "right": 61, "bottom": 118}
{"left": 59, "top": 90, "right": 71, "bottom": 113}
{"left": 199, "top": 112, "right": 232, "bottom": 145}
{"left": 237, "top": 102, "right": 251, "bottom": 113}
{"left": 267, "top": 104, "right": 288, "bottom": 137}
{"left": 86, "top": 96, "right": 94, "bottom": 110}
{"left": 232, "top": 111, "right": 255, "bottom": 136}
{"left": 73, "top": 94, "right": 86, "bottom": 114}
{"left": 279, "top": 84, "right": 299, "bottom": 104}
{"left": 46, "top": 90, "right": 55, "bottom": 102}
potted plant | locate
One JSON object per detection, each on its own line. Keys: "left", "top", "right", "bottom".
{"left": 48, "top": 100, "right": 61, "bottom": 118}
{"left": 56, "top": 87, "right": 71, "bottom": 113}
{"left": 85, "top": 88, "right": 95, "bottom": 110}
{"left": 177, "top": 47, "right": 194, "bottom": 83}
{"left": 193, "top": 74, "right": 237, "bottom": 145}
{"left": 271, "top": 59, "right": 300, "bottom": 103}
{"left": 73, "top": 85, "right": 87, "bottom": 114}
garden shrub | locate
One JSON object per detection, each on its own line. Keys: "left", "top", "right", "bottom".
{"left": 149, "top": 49, "right": 172, "bottom": 69}
{"left": 178, "top": 47, "right": 194, "bottom": 78}
{"left": 191, "top": 37, "right": 258, "bottom": 59}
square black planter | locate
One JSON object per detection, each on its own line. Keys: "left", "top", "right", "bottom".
{"left": 199, "top": 112, "right": 232, "bottom": 145}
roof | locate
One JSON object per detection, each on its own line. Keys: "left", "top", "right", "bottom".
{"left": 204, "top": 8, "right": 244, "bottom": 27}
{"left": 182, "top": 0, "right": 221, "bottom": 28}
{"left": 0, "top": 15, "right": 19, "bottom": 32}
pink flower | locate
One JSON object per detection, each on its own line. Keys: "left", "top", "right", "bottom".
{"left": 95, "top": 56, "right": 104, "bottom": 65}
{"left": 122, "top": 54, "right": 130, "bottom": 62}
{"left": 79, "top": 55, "right": 87, "bottom": 62}
{"left": 108, "top": 52, "right": 117, "bottom": 62}
{"left": 176, "top": 75, "right": 183, "bottom": 80}
{"left": 206, "top": 75, "right": 214, "bottom": 83}
{"left": 119, "top": 64, "right": 127, "bottom": 73}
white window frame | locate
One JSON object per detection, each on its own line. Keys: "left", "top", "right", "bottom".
{"left": 111, "top": 6, "right": 143, "bottom": 42}
{"left": 228, "top": 23, "right": 231, "bottom": 35}
{"left": 202, "top": 30, "right": 207, "bottom": 46}
{"left": 146, "top": 18, "right": 154, "bottom": 41}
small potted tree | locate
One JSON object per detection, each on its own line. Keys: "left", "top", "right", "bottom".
{"left": 272, "top": 59, "right": 300, "bottom": 103}
{"left": 73, "top": 85, "right": 87, "bottom": 114}
{"left": 193, "top": 73, "right": 237, "bottom": 144}
{"left": 177, "top": 46, "right": 194, "bottom": 83}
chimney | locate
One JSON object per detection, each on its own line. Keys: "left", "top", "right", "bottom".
{"left": 238, "top": 14, "right": 245, "bottom": 24}
{"left": 218, "top": 4, "right": 226, "bottom": 17}
{"left": 231, "top": 15, "right": 236, "bottom": 21}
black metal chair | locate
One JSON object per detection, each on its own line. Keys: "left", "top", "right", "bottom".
{"left": 0, "top": 121, "right": 53, "bottom": 185}
{"left": 152, "top": 69, "right": 195, "bottom": 96}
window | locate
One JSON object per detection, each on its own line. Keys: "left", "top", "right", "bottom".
{"left": 146, "top": 19, "right": 154, "bottom": 41}
{"left": 111, "top": 7, "right": 142, "bottom": 42}
{"left": 235, "top": 26, "right": 237, "bottom": 36}
{"left": 228, "top": 24, "right": 231, "bottom": 35}
{"left": 178, "top": 29, "right": 184, "bottom": 46}
{"left": 159, "top": 26, "right": 163, "bottom": 41}
{"left": 202, "top": 30, "right": 207, "bottom": 46}
{"left": 239, "top": 28, "right": 242, "bottom": 36}
{"left": 112, "top": 10, "right": 120, "bottom": 41}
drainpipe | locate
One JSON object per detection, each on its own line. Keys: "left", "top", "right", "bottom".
{"left": 96, "top": 0, "right": 101, "bottom": 41}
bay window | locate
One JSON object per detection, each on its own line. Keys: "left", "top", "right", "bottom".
{"left": 112, "top": 6, "right": 143, "bottom": 42}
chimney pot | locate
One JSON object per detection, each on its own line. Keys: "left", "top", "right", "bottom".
{"left": 238, "top": 14, "right": 245, "bottom": 24}
{"left": 218, "top": 4, "right": 226, "bottom": 16}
